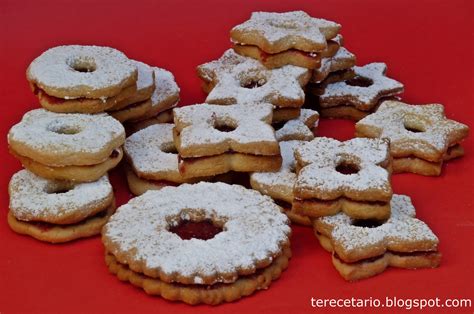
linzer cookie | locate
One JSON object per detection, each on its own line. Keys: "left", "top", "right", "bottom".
{"left": 230, "top": 11, "right": 341, "bottom": 69}
{"left": 173, "top": 103, "right": 282, "bottom": 178}
{"left": 310, "top": 45, "right": 356, "bottom": 84}
{"left": 250, "top": 140, "right": 311, "bottom": 226}
{"left": 314, "top": 194, "right": 441, "bottom": 281}
{"left": 8, "top": 109, "right": 125, "bottom": 182}
{"left": 8, "top": 170, "right": 115, "bottom": 243}
{"left": 27, "top": 45, "right": 137, "bottom": 113}
{"left": 316, "top": 63, "right": 404, "bottom": 120}
{"left": 128, "top": 67, "right": 180, "bottom": 123}
{"left": 356, "top": 100, "right": 469, "bottom": 176}
{"left": 124, "top": 124, "right": 205, "bottom": 195}
{"left": 275, "top": 109, "right": 319, "bottom": 142}
{"left": 293, "top": 137, "right": 392, "bottom": 220}
{"left": 102, "top": 182, "right": 291, "bottom": 305}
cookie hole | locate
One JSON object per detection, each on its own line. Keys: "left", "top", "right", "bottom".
{"left": 352, "top": 219, "right": 385, "bottom": 228}
{"left": 169, "top": 219, "right": 223, "bottom": 240}
{"left": 46, "top": 184, "right": 74, "bottom": 194}
{"left": 47, "top": 121, "right": 82, "bottom": 135}
{"left": 269, "top": 20, "right": 299, "bottom": 29}
{"left": 162, "top": 145, "right": 178, "bottom": 154}
{"left": 404, "top": 122, "right": 425, "bottom": 133}
{"left": 241, "top": 78, "right": 267, "bottom": 89}
{"left": 346, "top": 76, "right": 373, "bottom": 87}
{"left": 67, "top": 56, "right": 97, "bottom": 73}
{"left": 213, "top": 121, "right": 237, "bottom": 133}
{"left": 335, "top": 162, "right": 360, "bottom": 175}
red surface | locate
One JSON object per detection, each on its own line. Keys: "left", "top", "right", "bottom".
{"left": 0, "top": 0, "right": 473, "bottom": 313}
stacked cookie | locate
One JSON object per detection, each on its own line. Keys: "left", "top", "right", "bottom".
{"left": 7, "top": 45, "right": 181, "bottom": 243}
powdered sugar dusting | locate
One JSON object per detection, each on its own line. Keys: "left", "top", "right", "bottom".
{"left": 132, "top": 60, "right": 154, "bottom": 92}
{"left": 319, "top": 194, "right": 438, "bottom": 254}
{"left": 9, "top": 169, "right": 112, "bottom": 222}
{"left": 8, "top": 109, "right": 125, "bottom": 156}
{"left": 204, "top": 49, "right": 309, "bottom": 107}
{"left": 251, "top": 140, "right": 303, "bottom": 202}
{"left": 311, "top": 46, "right": 356, "bottom": 83}
{"left": 27, "top": 45, "right": 136, "bottom": 98}
{"left": 173, "top": 103, "right": 277, "bottom": 149}
{"left": 319, "top": 63, "right": 404, "bottom": 108}
{"left": 103, "top": 182, "right": 291, "bottom": 283}
{"left": 231, "top": 11, "right": 340, "bottom": 52}
{"left": 150, "top": 67, "right": 180, "bottom": 109}
{"left": 356, "top": 101, "right": 469, "bottom": 156}
{"left": 295, "top": 137, "right": 391, "bottom": 194}
{"left": 275, "top": 109, "right": 319, "bottom": 141}
{"left": 124, "top": 124, "right": 179, "bottom": 174}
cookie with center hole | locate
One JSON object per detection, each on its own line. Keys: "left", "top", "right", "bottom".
{"left": 313, "top": 194, "right": 441, "bottom": 281}
{"left": 102, "top": 182, "right": 291, "bottom": 305}
{"left": 293, "top": 137, "right": 393, "bottom": 220}
{"left": 356, "top": 100, "right": 469, "bottom": 176}
{"left": 8, "top": 170, "right": 115, "bottom": 243}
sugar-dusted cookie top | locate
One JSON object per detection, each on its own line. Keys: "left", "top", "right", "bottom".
{"left": 294, "top": 137, "right": 392, "bottom": 201}
{"left": 102, "top": 182, "right": 291, "bottom": 285}
{"left": 319, "top": 63, "right": 404, "bottom": 110}
{"left": 315, "top": 194, "right": 439, "bottom": 262}
{"left": 356, "top": 100, "right": 469, "bottom": 161}
{"left": 201, "top": 49, "right": 310, "bottom": 107}
{"left": 231, "top": 11, "right": 341, "bottom": 53}
{"left": 173, "top": 103, "right": 279, "bottom": 157}
{"left": 275, "top": 109, "right": 319, "bottom": 142}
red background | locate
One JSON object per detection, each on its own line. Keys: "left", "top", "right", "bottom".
{"left": 0, "top": 0, "right": 473, "bottom": 313}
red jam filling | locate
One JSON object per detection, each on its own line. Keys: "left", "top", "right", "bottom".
{"left": 169, "top": 219, "right": 223, "bottom": 240}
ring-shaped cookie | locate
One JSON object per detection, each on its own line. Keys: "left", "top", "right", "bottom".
{"left": 8, "top": 109, "right": 125, "bottom": 166}
{"left": 102, "top": 182, "right": 291, "bottom": 285}
{"left": 27, "top": 45, "right": 137, "bottom": 99}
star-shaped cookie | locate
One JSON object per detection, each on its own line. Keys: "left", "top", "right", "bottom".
{"left": 319, "top": 62, "right": 404, "bottom": 110}
{"left": 314, "top": 194, "right": 441, "bottom": 280}
{"left": 356, "top": 101, "right": 469, "bottom": 162}
{"left": 231, "top": 11, "right": 341, "bottom": 53}
{"left": 203, "top": 50, "right": 310, "bottom": 107}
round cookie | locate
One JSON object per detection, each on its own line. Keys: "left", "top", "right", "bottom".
{"left": 27, "top": 45, "right": 137, "bottom": 99}
{"left": 8, "top": 109, "right": 125, "bottom": 166}
{"left": 8, "top": 170, "right": 115, "bottom": 243}
{"left": 102, "top": 182, "right": 291, "bottom": 299}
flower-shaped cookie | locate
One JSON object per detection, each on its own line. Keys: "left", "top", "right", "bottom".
{"left": 356, "top": 100, "right": 469, "bottom": 175}
{"left": 202, "top": 50, "right": 310, "bottom": 107}
{"left": 319, "top": 63, "right": 404, "bottom": 110}
{"left": 231, "top": 11, "right": 341, "bottom": 53}
{"left": 314, "top": 194, "right": 441, "bottom": 280}
{"left": 293, "top": 137, "right": 392, "bottom": 219}
{"left": 275, "top": 109, "right": 319, "bottom": 142}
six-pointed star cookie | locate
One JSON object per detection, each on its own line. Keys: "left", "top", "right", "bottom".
{"left": 231, "top": 11, "right": 341, "bottom": 53}
{"left": 318, "top": 62, "right": 404, "bottom": 110}
{"left": 313, "top": 194, "right": 441, "bottom": 281}
{"left": 203, "top": 50, "right": 310, "bottom": 107}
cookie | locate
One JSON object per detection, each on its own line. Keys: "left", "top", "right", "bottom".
{"left": 314, "top": 194, "right": 441, "bottom": 281}
{"left": 8, "top": 109, "right": 125, "bottom": 181}
{"left": 293, "top": 137, "right": 392, "bottom": 220}
{"left": 310, "top": 46, "right": 356, "bottom": 84}
{"left": 8, "top": 170, "right": 115, "bottom": 243}
{"left": 173, "top": 103, "right": 282, "bottom": 178}
{"left": 274, "top": 109, "right": 319, "bottom": 142}
{"left": 129, "top": 67, "right": 180, "bottom": 122}
{"left": 106, "top": 60, "right": 155, "bottom": 111}
{"left": 102, "top": 182, "right": 291, "bottom": 305}
{"left": 200, "top": 49, "right": 310, "bottom": 108}
{"left": 27, "top": 45, "right": 137, "bottom": 113}
{"left": 127, "top": 109, "right": 174, "bottom": 134}
{"left": 124, "top": 124, "right": 207, "bottom": 195}
{"left": 316, "top": 63, "right": 404, "bottom": 120}
{"left": 356, "top": 100, "right": 469, "bottom": 176}
{"left": 109, "top": 98, "right": 153, "bottom": 123}
{"left": 230, "top": 11, "right": 340, "bottom": 69}
{"left": 250, "top": 140, "right": 311, "bottom": 226}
